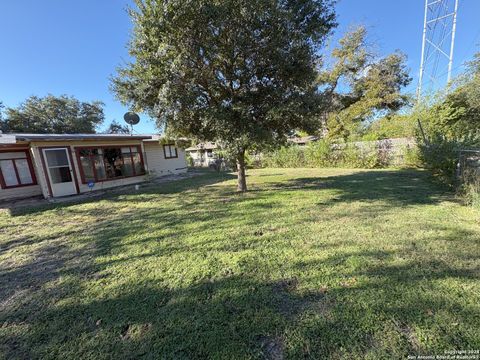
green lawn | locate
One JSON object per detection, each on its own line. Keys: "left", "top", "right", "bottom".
{"left": 0, "top": 168, "right": 479, "bottom": 359}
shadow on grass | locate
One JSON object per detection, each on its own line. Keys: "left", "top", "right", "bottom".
{"left": 6, "top": 171, "right": 236, "bottom": 217}
{"left": 253, "top": 169, "right": 451, "bottom": 206}
{"left": 1, "top": 168, "right": 477, "bottom": 358}
{"left": 1, "top": 246, "right": 478, "bottom": 359}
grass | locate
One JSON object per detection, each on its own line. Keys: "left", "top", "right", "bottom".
{"left": 0, "top": 168, "right": 479, "bottom": 359}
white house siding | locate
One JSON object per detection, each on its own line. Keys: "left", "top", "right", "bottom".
{"left": 0, "top": 184, "right": 42, "bottom": 201}
{"left": 29, "top": 146, "right": 51, "bottom": 198}
{"left": 187, "top": 150, "right": 203, "bottom": 166}
{"left": 186, "top": 149, "right": 218, "bottom": 167}
{"left": 143, "top": 142, "right": 187, "bottom": 176}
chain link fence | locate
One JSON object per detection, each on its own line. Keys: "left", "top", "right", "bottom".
{"left": 457, "top": 149, "right": 480, "bottom": 187}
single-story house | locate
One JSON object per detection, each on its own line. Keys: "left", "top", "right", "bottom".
{"left": 185, "top": 142, "right": 219, "bottom": 167}
{"left": 0, "top": 133, "right": 187, "bottom": 201}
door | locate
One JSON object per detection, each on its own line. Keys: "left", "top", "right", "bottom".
{"left": 43, "top": 148, "right": 77, "bottom": 197}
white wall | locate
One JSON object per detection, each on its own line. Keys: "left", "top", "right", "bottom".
{"left": 187, "top": 149, "right": 217, "bottom": 167}
{"left": 144, "top": 142, "right": 187, "bottom": 176}
{"left": 0, "top": 184, "right": 42, "bottom": 201}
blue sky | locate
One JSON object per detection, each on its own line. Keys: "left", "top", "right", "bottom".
{"left": 1, "top": 0, "right": 479, "bottom": 134}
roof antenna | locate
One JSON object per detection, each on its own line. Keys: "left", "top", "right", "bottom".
{"left": 123, "top": 112, "right": 140, "bottom": 135}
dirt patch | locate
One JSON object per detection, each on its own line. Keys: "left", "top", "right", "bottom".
{"left": 273, "top": 278, "right": 299, "bottom": 293}
{"left": 272, "top": 278, "right": 333, "bottom": 320}
{"left": 259, "top": 335, "right": 284, "bottom": 360}
{"left": 394, "top": 319, "right": 422, "bottom": 352}
{"left": 120, "top": 323, "right": 153, "bottom": 341}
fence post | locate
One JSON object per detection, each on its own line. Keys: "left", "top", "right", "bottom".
{"left": 417, "top": 119, "right": 429, "bottom": 146}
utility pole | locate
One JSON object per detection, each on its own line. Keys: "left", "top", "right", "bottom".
{"left": 417, "top": 0, "right": 459, "bottom": 100}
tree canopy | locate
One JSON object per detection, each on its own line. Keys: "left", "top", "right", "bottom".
{"left": 104, "top": 120, "right": 130, "bottom": 134}
{"left": 318, "top": 26, "right": 412, "bottom": 139}
{"left": 0, "top": 95, "right": 104, "bottom": 134}
{"left": 112, "top": 0, "right": 337, "bottom": 191}
{"left": 408, "top": 52, "right": 480, "bottom": 142}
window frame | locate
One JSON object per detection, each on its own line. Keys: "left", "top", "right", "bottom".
{"left": 0, "top": 149, "right": 38, "bottom": 189}
{"left": 75, "top": 145, "right": 146, "bottom": 184}
{"left": 163, "top": 144, "right": 178, "bottom": 159}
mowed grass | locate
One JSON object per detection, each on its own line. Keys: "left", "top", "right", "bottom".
{"left": 0, "top": 168, "right": 479, "bottom": 359}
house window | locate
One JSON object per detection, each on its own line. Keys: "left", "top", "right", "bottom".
{"left": 163, "top": 144, "right": 178, "bottom": 159}
{"left": 76, "top": 146, "right": 145, "bottom": 183}
{"left": 0, "top": 150, "right": 37, "bottom": 189}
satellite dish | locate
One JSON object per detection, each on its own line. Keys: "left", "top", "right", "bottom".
{"left": 123, "top": 112, "right": 140, "bottom": 125}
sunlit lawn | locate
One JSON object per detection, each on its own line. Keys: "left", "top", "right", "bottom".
{"left": 0, "top": 168, "right": 479, "bottom": 359}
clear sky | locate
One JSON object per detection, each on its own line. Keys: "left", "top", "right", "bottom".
{"left": 1, "top": 0, "right": 479, "bottom": 134}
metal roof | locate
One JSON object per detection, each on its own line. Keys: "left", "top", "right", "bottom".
{"left": 185, "top": 142, "right": 218, "bottom": 151}
{"left": 8, "top": 133, "right": 153, "bottom": 142}
{"left": 289, "top": 135, "right": 319, "bottom": 144}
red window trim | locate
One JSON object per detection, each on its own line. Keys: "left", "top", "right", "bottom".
{"left": 75, "top": 145, "right": 146, "bottom": 184}
{"left": 0, "top": 149, "right": 38, "bottom": 189}
{"left": 163, "top": 144, "right": 178, "bottom": 159}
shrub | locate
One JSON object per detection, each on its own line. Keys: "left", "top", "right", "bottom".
{"left": 341, "top": 144, "right": 379, "bottom": 169}
{"left": 459, "top": 171, "right": 480, "bottom": 207}
{"left": 304, "top": 140, "right": 334, "bottom": 167}
{"left": 262, "top": 146, "right": 306, "bottom": 168}
{"left": 402, "top": 145, "right": 422, "bottom": 168}
{"left": 185, "top": 153, "right": 194, "bottom": 167}
{"left": 260, "top": 139, "right": 418, "bottom": 169}
{"left": 417, "top": 135, "right": 459, "bottom": 186}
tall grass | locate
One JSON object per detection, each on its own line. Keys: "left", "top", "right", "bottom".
{"left": 261, "top": 140, "right": 418, "bottom": 169}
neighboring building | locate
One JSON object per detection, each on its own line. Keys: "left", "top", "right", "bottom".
{"left": 0, "top": 133, "right": 187, "bottom": 201}
{"left": 289, "top": 135, "right": 319, "bottom": 147}
{"left": 185, "top": 142, "right": 219, "bottom": 167}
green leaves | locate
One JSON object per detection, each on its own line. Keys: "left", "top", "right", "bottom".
{"left": 1, "top": 95, "right": 105, "bottom": 134}
{"left": 318, "top": 26, "right": 412, "bottom": 140}
{"left": 112, "top": 0, "right": 336, "bottom": 150}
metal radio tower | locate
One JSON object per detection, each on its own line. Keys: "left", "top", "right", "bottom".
{"left": 417, "top": 0, "right": 459, "bottom": 98}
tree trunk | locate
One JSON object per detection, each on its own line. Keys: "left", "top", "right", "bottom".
{"left": 236, "top": 149, "right": 247, "bottom": 192}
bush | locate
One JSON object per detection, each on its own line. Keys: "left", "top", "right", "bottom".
{"left": 459, "top": 180, "right": 480, "bottom": 208}
{"left": 456, "top": 157, "right": 480, "bottom": 207}
{"left": 417, "top": 135, "right": 459, "bottom": 186}
{"left": 341, "top": 144, "right": 379, "bottom": 169}
{"left": 260, "top": 139, "right": 418, "bottom": 169}
{"left": 304, "top": 140, "right": 334, "bottom": 167}
{"left": 262, "top": 146, "right": 306, "bottom": 168}
{"left": 402, "top": 145, "right": 422, "bottom": 168}
{"left": 185, "top": 153, "right": 194, "bottom": 167}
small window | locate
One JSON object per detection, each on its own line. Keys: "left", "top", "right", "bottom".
{"left": 163, "top": 144, "right": 178, "bottom": 159}
{"left": 0, "top": 151, "right": 37, "bottom": 189}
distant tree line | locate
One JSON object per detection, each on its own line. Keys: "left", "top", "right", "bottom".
{"left": 0, "top": 95, "right": 129, "bottom": 134}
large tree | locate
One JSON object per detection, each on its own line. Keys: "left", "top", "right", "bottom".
{"left": 0, "top": 95, "right": 104, "bottom": 134}
{"left": 318, "top": 26, "right": 412, "bottom": 139}
{"left": 112, "top": 0, "right": 336, "bottom": 191}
